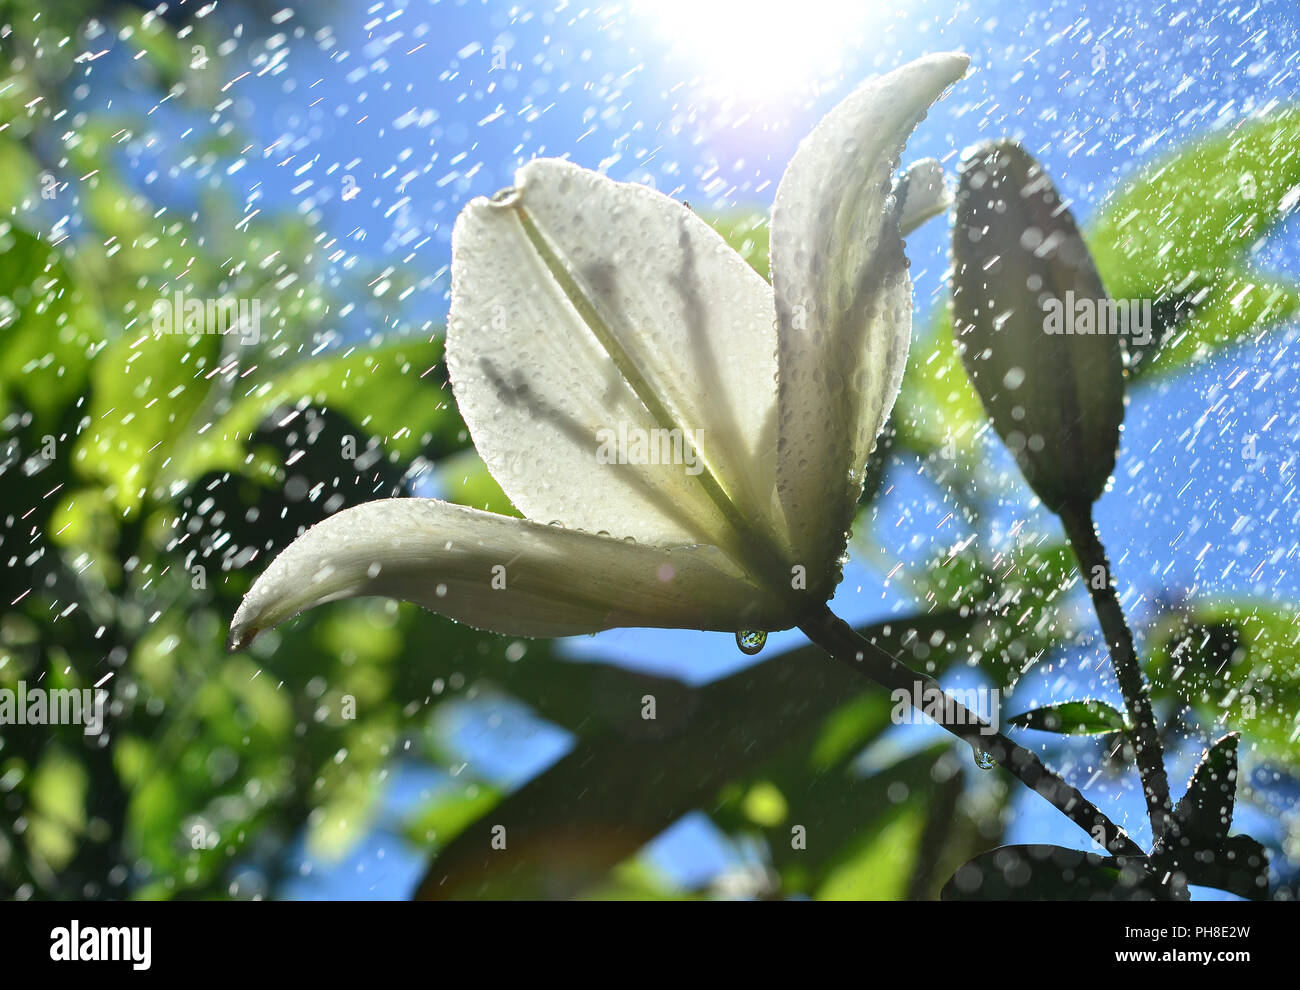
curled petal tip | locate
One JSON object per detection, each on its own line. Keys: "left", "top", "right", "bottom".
{"left": 769, "top": 50, "right": 971, "bottom": 589}
{"left": 896, "top": 158, "right": 954, "bottom": 235}
{"left": 930, "top": 50, "right": 972, "bottom": 75}
{"left": 226, "top": 611, "right": 259, "bottom": 653}
{"left": 488, "top": 184, "right": 522, "bottom": 208}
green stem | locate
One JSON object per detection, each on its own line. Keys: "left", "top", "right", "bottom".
{"left": 800, "top": 605, "right": 1144, "bottom": 859}
{"left": 1059, "top": 504, "right": 1172, "bottom": 839}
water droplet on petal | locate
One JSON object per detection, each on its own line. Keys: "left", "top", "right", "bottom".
{"left": 735, "top": 629, "right": 767, "bottom": 655}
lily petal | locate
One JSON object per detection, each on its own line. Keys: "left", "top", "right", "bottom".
{"left": 769, "top": 52, "right": 969, "bottom": 594}
{"left": 228, "top": 499, "right": 792, "bottom": 648}
{"left": 447, "top": 159, "right": 784, "bottom": 562}
{"left": 895, "top": 158, "right": 953, "bottom": 235}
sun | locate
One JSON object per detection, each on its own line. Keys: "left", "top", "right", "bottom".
{"left": 629, "top": 0, "right": 879, "bottom": 106}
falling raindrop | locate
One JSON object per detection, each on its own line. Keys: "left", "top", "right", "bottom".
{"left": 735, "top": 629, "right": 767, "bottom": 655}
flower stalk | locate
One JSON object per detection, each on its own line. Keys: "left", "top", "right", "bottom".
{"left": 799, "top": 604, "right": 1145, "bottom": 858}
{"left": 1059, "top": 504, "right": 1173, "bottom": 838}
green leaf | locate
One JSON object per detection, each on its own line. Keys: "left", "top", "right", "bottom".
{"left": 1164, "top": 727, "right": 1242, "bottom": 862}
{"left": 1169, "top": 733, "right": 1239, "bottom": 851}
{"left": 413, "top": 612, "right": 969, "bottom": 900}
{"left": 952, "top": 140, "right": 1125, "bottom": 515}
{"left": 758, "top": 747, "right": 956, "bottom": 899}
{"left": 943, "top": 844, "right": 1163, "bottom": 901}
{"left": 1147, "top": 733, "right": 1270, "bottom": 900}
{"left": 1089, "top": 107, "right": 1300, "bottom": 377}
{"left": 0, "top": 224, "right": 103, "bottom": 433}
{"left": 704, "top": 209, "right": 770, "bottom": 280}
{"left": 0, "top": 137, "right": 43, "bottom": 214}
{"left": 435, "top": 448, "right": 520, "bottom": 517}
{"left": 1008, "top": 699, "right": 1126, "bottom": 735}
{"left": 165, "top": 337, "right": 453, "bottom": 486}
{"left": 75, "top": 330, "right": 223, "bottom": 515}
{"left": 412, "top": 651, "right": 855, "bottom": 899}
{"left": 894, "top": 317, "right": 990, "bottom": 476}
{"left": 817, "top": 801, "right": 927, "bottom": 900}
{"left": 1176, "top": 834, "right": 1270, "bottom": 902}
{"left": 1145, "top": 601, "right": 1300, "bottom": 769}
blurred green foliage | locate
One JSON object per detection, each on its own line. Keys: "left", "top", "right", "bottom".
{"left": 1, "top": 1, "right": 1298, "bottom": 900}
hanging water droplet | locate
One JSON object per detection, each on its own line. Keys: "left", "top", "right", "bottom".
{"left": 735, "top": 629, "right": 767, "bottom": 655}
{"left": 972, "top": 745, "right": 996, "bottom": 771}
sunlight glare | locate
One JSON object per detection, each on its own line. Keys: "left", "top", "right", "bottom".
{"left": 632, "top": 0, "right": 877, "bottom": 104}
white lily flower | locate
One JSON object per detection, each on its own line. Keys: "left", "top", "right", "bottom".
{"left": 228, "top": 52, "right": 969, "bottom": 650}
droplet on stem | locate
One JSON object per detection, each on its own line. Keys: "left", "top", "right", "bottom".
{"left": 735, "top": 629, "right": 767, "bottom": 656}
